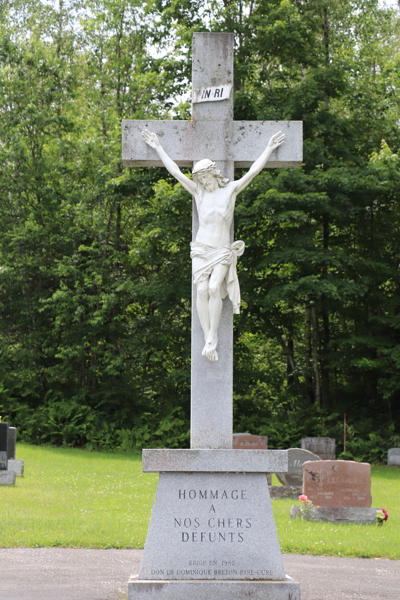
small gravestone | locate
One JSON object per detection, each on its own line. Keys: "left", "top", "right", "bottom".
{"left": 270, "top": 449, "right": 321, "bottom": 499}
{"left": 388, "top": 448, "right": 400, "bottom": 467}
{"left": 291, "top": 460, "right": 378, "bottom": 524}
{"left": 277, "top": 448, "right": 321, "bottom": 487}
{"left": 301, "top": 437, "right": 336, "bottom": 460}
{"left": 233, "top": 434, "right": 271, "bottom": 485}
{"left": 0, "top": 421, "right": 9, "bottom": 470}
{"left": 7, "top": 426, "right": 16, "bottom": 460}
{"left": 233, "top": 434, "right": 268, "bottom": 449}
{"left": 6, "top": 426, "right": 24, "bottom": 477}
{"left": 0, "top": 422, "right": 16, "bottom": 486}
{"left": 8, "top": 459, "right": 24, "bottom": 476}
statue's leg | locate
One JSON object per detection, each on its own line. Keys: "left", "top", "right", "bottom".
{"left": 204, "top": 263, "right": 229, "bottom": 361}
{"left": 196, "top": 279, "right": 210, "bottom": 345}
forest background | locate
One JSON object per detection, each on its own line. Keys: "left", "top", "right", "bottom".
{"left": 0, "top": 0, "right": 400, "bottom": 461}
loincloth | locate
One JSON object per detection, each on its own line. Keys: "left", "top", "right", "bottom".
{"left": 190, "top": 241, "right": 245, "bottom": 314}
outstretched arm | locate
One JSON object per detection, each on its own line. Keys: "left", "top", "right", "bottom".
{"left": 232, "top": 131, "right": 285, "bottom": 195}
{"left": 141, "top": 130, "right": 197, "bottom": 196}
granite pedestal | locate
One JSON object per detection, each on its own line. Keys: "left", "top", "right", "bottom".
{"left": 129, "top": 450, "right": 300, "bottom": 600}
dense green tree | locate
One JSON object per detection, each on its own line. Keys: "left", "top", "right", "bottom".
{"left": 0, "top": 0, "right": 399, "bottom": 457}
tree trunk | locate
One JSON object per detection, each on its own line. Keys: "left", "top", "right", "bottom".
{"left": 304, "top": 302, "right": 314, "bottom": 402}
{"left": 311, "top": 303, "right": 321, "bottom": 405}
{"left": 321, "top": 217, "right": 330, "bottom": 408}
{"left": 323, "top": 6, "right": 329, "bottom": 109}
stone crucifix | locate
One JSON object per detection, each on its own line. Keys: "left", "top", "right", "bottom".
{"left": 122, "top": 32, "right": 302, "bottom": 450}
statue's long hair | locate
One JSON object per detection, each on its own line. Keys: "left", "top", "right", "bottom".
{"left": 193, "top": 163, "right": 229, "bottom": 188}
{"left": 192, "top": 162, "right": 229, "bottom": 201}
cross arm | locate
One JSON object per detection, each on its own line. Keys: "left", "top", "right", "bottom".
{"left": 121, "top": 120, "right": 303, "bottom": 169}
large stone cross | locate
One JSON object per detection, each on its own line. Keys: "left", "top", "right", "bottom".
{"left": 122, "top": 32, "right": 302, "bottom": 451}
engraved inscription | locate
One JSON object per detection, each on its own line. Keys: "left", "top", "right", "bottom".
{"left": 139, "top": 472, "right": 286, "bottom": 581}
{"left": 174, "top": 488, "right": 251, "bottom": 543}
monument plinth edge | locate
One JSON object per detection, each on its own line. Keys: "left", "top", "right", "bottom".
{"left": 142, "top": 449, "right": 288, "bottom": 473}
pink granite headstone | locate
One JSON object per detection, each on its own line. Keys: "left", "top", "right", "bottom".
{"left": 232, "top": 434, "right": 268, "bottom": 449}
{"left": 302, "top": 460, "right": 372, "bottom": 507}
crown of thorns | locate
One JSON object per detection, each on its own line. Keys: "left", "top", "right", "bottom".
{"left": 192, "top": 160, "right": 216, "bottom": 176}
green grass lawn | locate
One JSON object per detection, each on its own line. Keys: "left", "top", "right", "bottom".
{"left": 1, "top": 444, "right": 399, "bottom": 559}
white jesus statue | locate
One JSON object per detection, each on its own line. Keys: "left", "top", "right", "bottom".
{"left": 142, "top": 129, "right": 285, "bottom": 362}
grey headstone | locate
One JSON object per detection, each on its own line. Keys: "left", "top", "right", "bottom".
{"left": 0, "top": 470, "right": 16, "bottom": 485}
{"left": 7, "top": 427, "right": 16, "bottom": 460}
{"left": 8, "top": 459, "right": 24, "bottom": 476}
{"left": 0, "top": 421, "right": 9, "bottom": 470}
{"left": 300, "top": 437, "right": 336, "bottom": 460}
{"left": 291, "top": 505, "right": 378, "bottom": 524}
{"left": 388, "top": 448, "right": 400, "bottom": 467}
{"left": 276, "top": 448, "right": 321, "bottom": 486}
{"left": 139, "top": 472, "right": 285, "bottom": 581}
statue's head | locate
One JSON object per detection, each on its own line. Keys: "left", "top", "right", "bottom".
{"left": 192, "top": 159, "right": 229, "bottom": 191}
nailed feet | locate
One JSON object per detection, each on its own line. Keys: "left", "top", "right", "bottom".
{"left": 202, "top": 336, "right": 218, "bottom": 361}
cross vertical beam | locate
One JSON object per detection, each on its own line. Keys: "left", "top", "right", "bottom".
{"left": 190, "top": 33, "right": 235, "bottom": 450}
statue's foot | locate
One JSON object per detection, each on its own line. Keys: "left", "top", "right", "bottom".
{"left": 202, "top": 336, "right": 218, "bottom": 361}
{"left": 205, "top": 347, "right": 218, "bottom": 361}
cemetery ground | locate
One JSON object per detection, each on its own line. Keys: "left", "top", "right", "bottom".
{"left": 1, "top": 444, "right": 399, "bottom": 560}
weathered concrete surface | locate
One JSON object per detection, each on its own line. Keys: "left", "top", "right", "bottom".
{"left": 291, "top": 505, "right": 378, "bottom": 524}
{"left": 1, "top": 549, "right": 400, "bottom": 600}
{"left": 122, "top": 120, "right": 303, "bottom": 168}
{"left": 142, "top": 449, "right": 288, "bottom": 473}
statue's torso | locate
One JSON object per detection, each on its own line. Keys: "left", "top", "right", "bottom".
{"left": 195, "top": 184, "right": 236, "bottom": 248}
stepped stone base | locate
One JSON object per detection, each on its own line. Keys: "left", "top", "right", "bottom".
{"left": 0, "top": 470, "right": 16, "bottom": 485}
{"left": 8, "top": 459, "right": 24, "bottom": 476}
{"left": 291, "top": 505, "right": 378, "bottom": 524}
{"left": 128, "top": 576, "right": 300, "bottom": 600}
{"left": 270, "top": 486, "right": 301, "bottom": 500}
